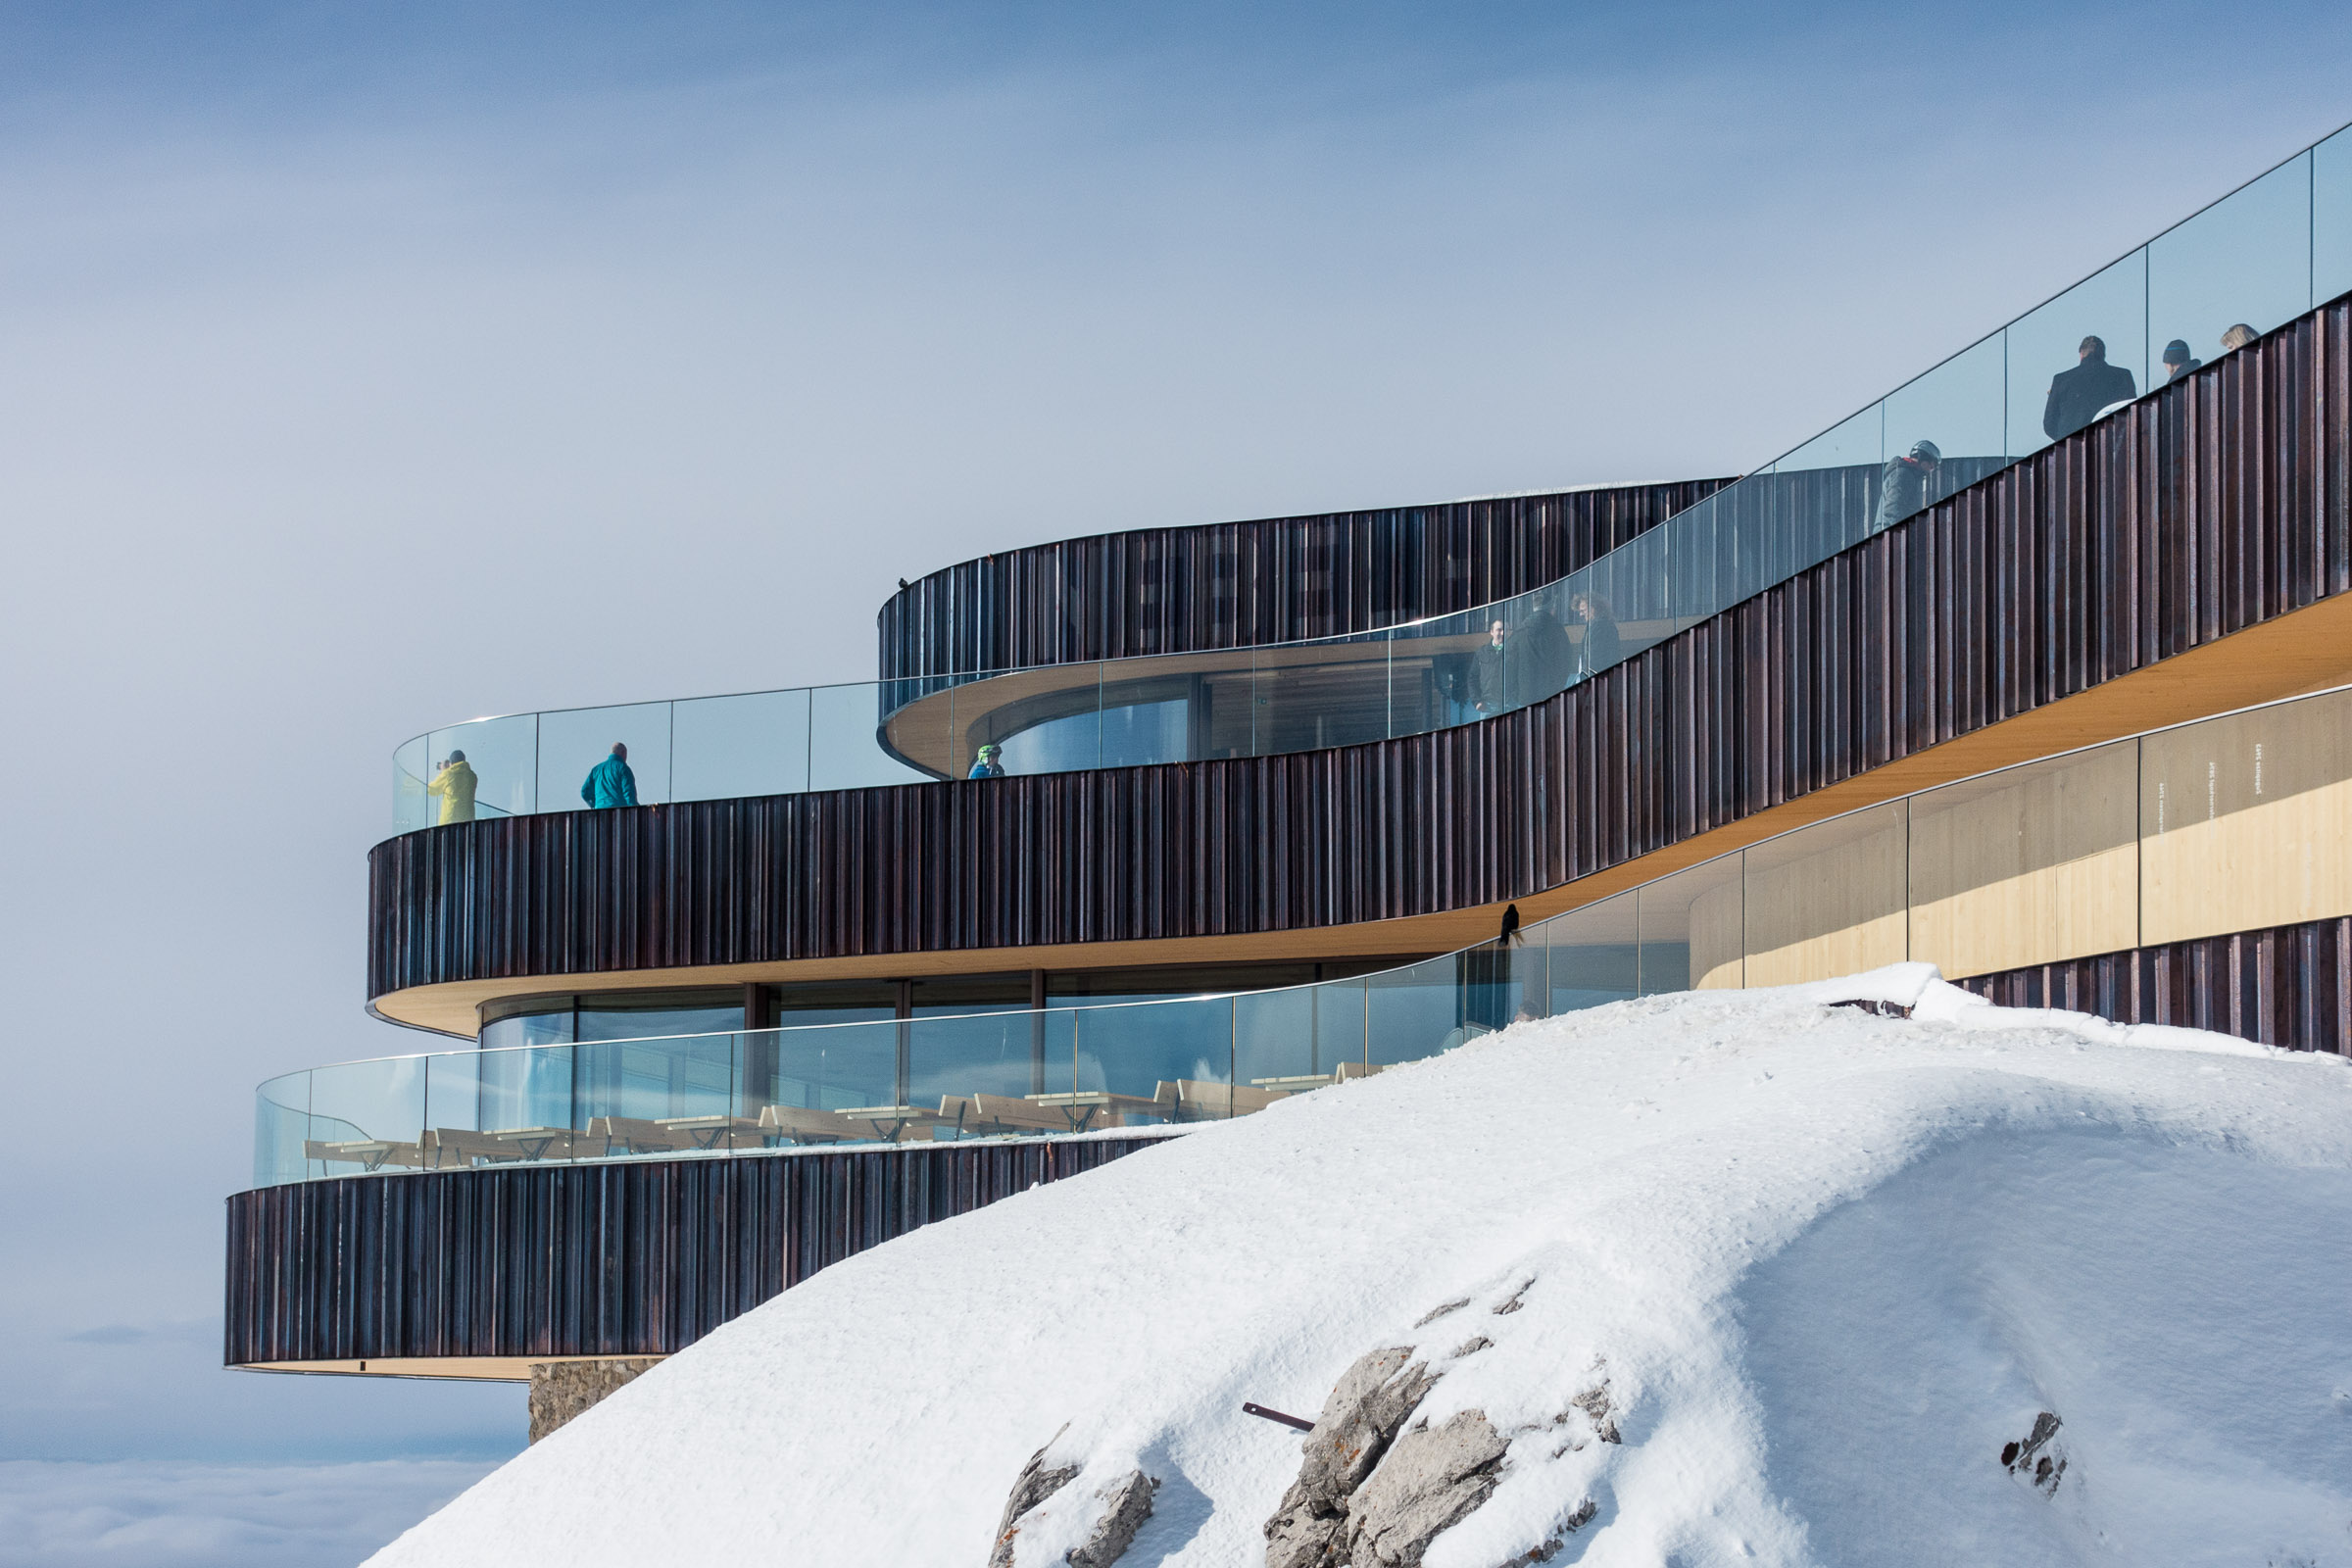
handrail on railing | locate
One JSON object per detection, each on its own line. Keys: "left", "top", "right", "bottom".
{"left": 285, "top": 678, "right": 2352, "bottom": 1187}
{"left": 390, "top": 120, "right": 2352, "bottom": 839}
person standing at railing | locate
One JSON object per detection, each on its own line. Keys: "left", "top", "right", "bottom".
{"left": 967, "top": 743, "right": 1005, "bottom": 779}
{"left": 1470, "top": 619, "right": 1509, "bottom": 715}
{"left": 2042, "top": 335, "right": 2137, "bottom": 442}
{"left": 580, "top": 743, "right": 638, "bottom": 809}
{"left": 2161, "top": 339, "right": 2202, "bottom": 384}
{"left": 1873, "top": 440, "right": 1941, "bottom": 534}
{"left": 1508, "top": 607, "right": 1574, "bottom": 708}
{"left": 1569, "top": 588, "right": 1619, "bottom": 680}
{"left": 2220, "top": 322, "right": 2259, "bottom": 353}
{"left": 426, "top": 750, "right": 477, "bottom": 824}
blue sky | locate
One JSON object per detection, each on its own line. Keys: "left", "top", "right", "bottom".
{"left": 0, "top": 3, "right": 2347, "bottom": 1563}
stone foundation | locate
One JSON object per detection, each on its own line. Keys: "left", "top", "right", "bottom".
{"left": 527, "top": 1357, "right": 663, "bottom": 1443}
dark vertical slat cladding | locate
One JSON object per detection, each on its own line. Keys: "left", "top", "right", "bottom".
{"left": 875, "top": 480, "right": 1733, "bottom": 680}
{"left": 224, "top": 1138, "right": 1162, "bottom": 1368}
{"left": 369, "top": 298, "right": 2352, "bottom": 1000}
{"left": 1960, "top": 915, "right": 2352, "bottom": 1056}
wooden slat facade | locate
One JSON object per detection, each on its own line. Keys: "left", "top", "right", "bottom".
{"left": 370, "top": 295, "right": 2352, "bottom": 1003}
{"left": 876, "top": 479, "right": 1731, "bottom": 679}
{"left": 225, "top": 1135, "right": 1163, "bottom": 1368}
{"left": 1961, "top": 915, "right": 2352, "bottom": 1055}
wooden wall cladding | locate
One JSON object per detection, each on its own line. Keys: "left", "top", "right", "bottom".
{"left": 224, "top": 1136, "right": 1161, "bottom": 1367}
{"left": 875, "top": 479, "right": 1731, "bottom": 680}
{"left": 1961, "top": 915, "right": 2352, "bottom": 1055}
{"left": 370, "top": 297, "right": 2352, "bottom": 1002}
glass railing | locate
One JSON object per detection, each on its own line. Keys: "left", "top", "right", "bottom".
{"left": 303, "top": 679, "right": 2352, "bottom": 1186}
{"left": 394, "top": 121, "right": 2352, "bottom": 835}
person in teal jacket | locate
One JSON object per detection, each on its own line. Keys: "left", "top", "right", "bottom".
{"left": 581, "top": 743, "right": 639, "bottom": 808}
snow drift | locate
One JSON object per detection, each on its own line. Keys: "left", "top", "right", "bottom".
{"left": 368, "top": 968, "right": 2352, "bottom": 1566}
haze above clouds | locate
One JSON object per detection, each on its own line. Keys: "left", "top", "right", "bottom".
{"left": 1, "top": 3, "right": 2346, "bottom": 1563}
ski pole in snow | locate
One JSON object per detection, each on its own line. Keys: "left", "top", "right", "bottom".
{"left": 1242, "top": 1402, "right": 1313, "bottom": 1433}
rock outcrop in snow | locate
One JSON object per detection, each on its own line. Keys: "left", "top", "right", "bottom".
{"left": 364, "top": 967, "right": 2352, "bottom": 1568}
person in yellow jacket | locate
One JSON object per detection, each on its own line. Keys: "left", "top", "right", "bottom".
{"left": 427, "top": 750, "right": 478, "bottom": 824}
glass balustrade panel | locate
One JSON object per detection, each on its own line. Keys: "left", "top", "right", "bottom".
{"left": 1882, "top": 334, "right": 2007, "bottom": 526}
{"left": 807, "top": 683, "right": 932, "bottom": 792}
{"left": 2007, "top": 247, "right": 2149, "bottom": 458}
{"left": 1233, "top": 984, "right": 1324, "bottom": 1103}
{"left": 2318, "top": 125, "right": 2352, "bottom": 308}
{"left": 2149, "top": 151, "right": 2313, "bottom": 384}
{"left": 539, "top": 703, "right": 670, "bottom": 809}
{"left": 573, "top": 1032, "right": 740, "bottom": 1158}
{"left": 255, "top": 1072, "right": 312, "bottom": 1188}
{"left": 1742, "top": 801, "right": 1908, "bottom": 986}
{"left": 1540, "top": 892, "right": 1639, "bottom": 1014}
{"left": 1660, "top": 500, "right": 1717, "bottom": 638}
{"left": 452, "top": 1044, "right": 577, "bottom": 1168}
{"left": 1711, "top": 472, "right": 1778, "bottom": 609}
{"left": 392, "top": 736, "right": 433, "bottom": 835}
{"left": 1595, "top": 520, "right": 1674, "bottom": 665}
{"left": 1385, "top": 610, "right": 1484, "bottom": 736}
{"left": 1253, "top": 632, "right": 1393, "bottom": 754}
{"left": 903, "top": 1007, "right": 1078, "bottom": 1140}
{"left": 1907, "top": 740, "right": 2138, "bottom": 979}
{"left": 423, "top": 712, "right": 536, "bottom": 826}
{"left": 1635, "top": 857, "right": 1746, "bottom": 996}
{"left": 1365, "top": 951, "right": 1476, "bottom": 1066}
{"left": 305, "top": 1055, "right": 428, "bottom": 1180}
{"left": 1073, "top": 995, "right": 1230, "bottom": 1124}
{"left": 754, "top": 1017, "right": 905, "bottom": 1144}
{"left": 1771, "top": 404, "right": 1883, "bottom": 564}
{"left": 674, "top": 690, "right": 811, "bottom": 803}
{"left": 1499, "top": 581, "right": 1578, "bottom": 717}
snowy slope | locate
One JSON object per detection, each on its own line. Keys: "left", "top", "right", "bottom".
{"left": 368, "top": 969, "right": 2352, "bottom": 1567}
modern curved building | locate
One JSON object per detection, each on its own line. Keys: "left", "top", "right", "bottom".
{"left": 229, "top": 122, "right": 2352, "bottom": 1433}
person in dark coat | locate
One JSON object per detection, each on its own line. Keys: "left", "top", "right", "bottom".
{"left": 580, "top": 743, "right": 638, "bottom": 809}
{"left": 967, "top": 743, "right": 1005, "bottom": 779}
{"left": 1569, "top": 588, "right": 1619, "bottom": 678}
{"left": 1875, "top": 439, "right": 1941, "bottom": 533}
{"left": 1470, "top": 619, "right": 1509, "bottom": 714}
{"left": 1508, "top": 607, "right": 1575, "bottom": 708}
{"left": 2042, "top": 335, "right": 2137, "bottom": 442}
{"left": 2161, "top": 338, "right": 2201, "bottom": 384}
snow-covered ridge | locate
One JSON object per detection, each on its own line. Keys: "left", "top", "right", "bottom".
{"left": 370, "top": 971, "right": 2352, "bottom": 1567}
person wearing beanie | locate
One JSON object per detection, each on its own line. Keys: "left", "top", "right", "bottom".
{"left": 1875, "top": 438, "right": 1942, "bottom": 533}
{"left": 2162, "top": 339, "right": 2201, "bottom": 384}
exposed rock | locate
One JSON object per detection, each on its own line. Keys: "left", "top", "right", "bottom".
{"left": 526, "top": 1357, "right": 662, "bottom": 1443}
{"left": 1492, "top": 1280, "right": 1533, "bottom": 1315}
{"left": 1569, "top": 1381, "right": 1620, "bottom": 1445}
{"left": 988, "top": 1430, "right": 1078, "bottom": 1568}
{"left": 1067, "top": 1469, "right": 1157, "bottom": 1568}
{"left": 1338, "top": 1408, "right": 1508, "bottom": 1568}
{"left": 1494, "top": 1498, "right": 1595, "bottom": 1566}
{"left": 1447, "top": 1336, "right": 1492, "bottom": 1359}
{"left": 1262, "top": 1348, "right": 1438, "bottom": 1568}
{"left": 2001, "top": 1411, "right": 2067, "bottom": 1496}
{"left": 1415, "top": 1298, "right": 1470, "bottom": 1328}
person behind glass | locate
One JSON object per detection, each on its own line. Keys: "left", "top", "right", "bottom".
{"left": 2042, "top": 335, "right": 2137, "bottom": 443}
{"left": 2160, "top": 339, "right": 2201, "bottom": 384}
{"left": 1568, "top": 587, "right": 1619, "bottom": 679}
{"left": 2220, "top": 322, "right": 2259, "bottom": 354}
{"left": 967, "top": 742, "right": 1005, "bottom": 779}
{"left": 1508, "top": 604, "right": 1574, "bottom": 708}
{"left": 426, "top": 749, "right": 477, "bottom": 825}
{"left": 1470, "top": 619, "right": 1510, "bottom": 714}
{"left": 1874, "top": 439, "right": 1941, "bottom": 533}
{"left": 580, "top": 742, "right": 638, "bottom": 809}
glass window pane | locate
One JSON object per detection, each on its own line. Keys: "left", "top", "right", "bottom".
{"left": 2148, "top": 151, "right": 2312, "bottom": 382}
{"left": 1908, "top": 740, "right": 2137, "bottom": 978}
{"left": 808, "top": 682, "right": 929, "bottom": 791}
{"left": 425, "top": 712, "right": 537, "bottom": 824}
{"left": 2007, "top": 248, "right": 2148, "bottom": 456}
{"left": 1882, "top": 334, "right": 2007, "bottom": 527}
{"left": 1542, "top": 893, "right": 1637, "bottom": 1014}
{"left": 946, "top": 662, "right": 1101, "bottom": 780}
{"left": 574, "top": 1033, "right": 739, "bottom": 1158}
{"left": 2319, "top": 125, "right": 2352, "bottom": 310}
{"left": 539, "top": 703, "right": 670, "bottom": 808}
{"left": 674, "top": 689, "right": 810, "bottom": 803}
{"left": 305, "top": 1056, "right": 427, "bottom": 1179}
{"left": 1637, "top": 857, "right": 1744, "bottom": 995}
{"left": 1743, "top": 803, "right": 1907, "bottom": 985}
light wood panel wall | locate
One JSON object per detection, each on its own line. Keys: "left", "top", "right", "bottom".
{"left": 1685, "top": 873, "right": 1745, "bottom": 990}
{"left": 1741, "top": 803, "right": 1908, "bottom": 985}
{"left": 2141, "top": 689, "right": 2352, "bottom": 944}
{"left": 1907, "top": 743, "right": 2139, "bottom": 978}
